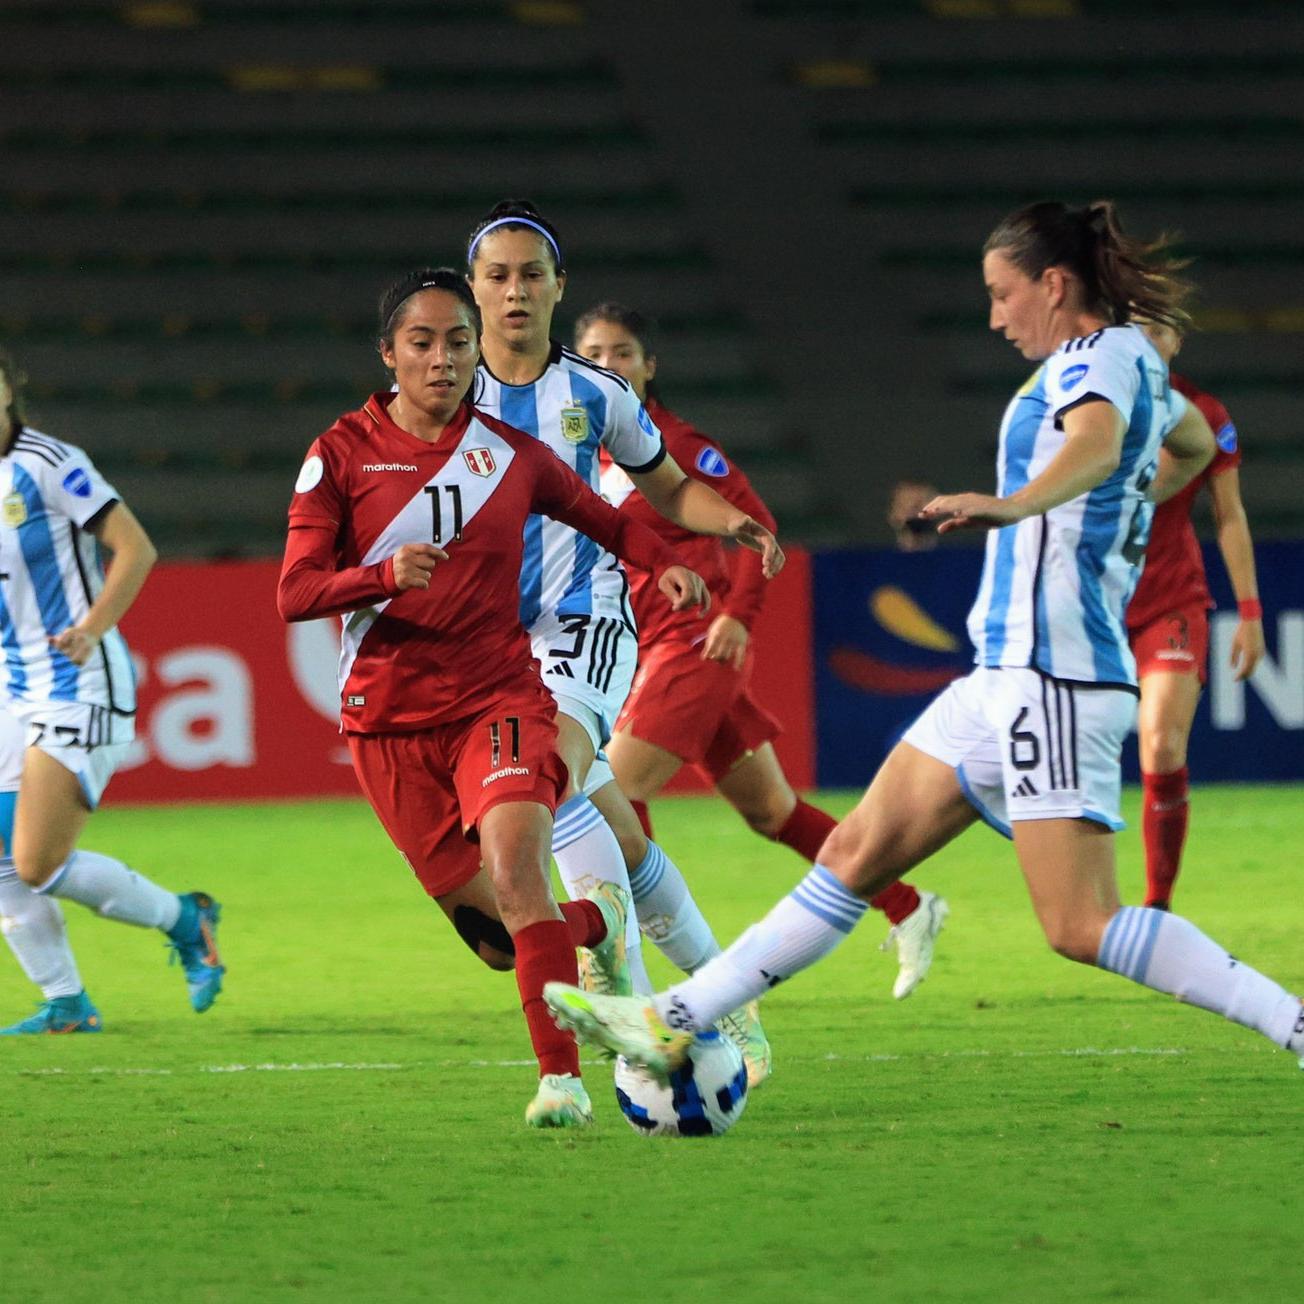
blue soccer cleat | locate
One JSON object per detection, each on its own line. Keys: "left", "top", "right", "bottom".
{"left": 167, "top": 892, "right": 225, "bottom": 1012}
{"left": 0, "top": 990, "right": 102, "bottom": 1035}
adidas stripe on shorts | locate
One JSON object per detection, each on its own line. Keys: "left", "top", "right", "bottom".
{"left": 902, "top": 666, "right": 1137, "bottom": 835}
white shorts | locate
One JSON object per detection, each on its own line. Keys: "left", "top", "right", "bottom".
{"left": 530, "top": 611, "right": 638, "bottom": 751}
{"left": 902, "top": 667, "right": 1136, "bottom": 835}
{"left": 8, "top": 700, "right": 135, "bottom": 810}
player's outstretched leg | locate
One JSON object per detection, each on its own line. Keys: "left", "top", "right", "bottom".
{"left": 166, "top": 891, "right": 225, "bottom": 1012}
{"left": 0, "top": 856, "right": 102, "bottom": 1033}
{"left": 720, "top": 750, "right": 950, "bottom": 1000}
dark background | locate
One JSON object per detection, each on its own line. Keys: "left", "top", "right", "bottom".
{"left": 4, "top": 0, "right": 1301, "bottom": 557}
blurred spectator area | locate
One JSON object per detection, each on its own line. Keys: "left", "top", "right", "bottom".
{"left": 2, "top": 0, "right": 1302, "bottom": 557}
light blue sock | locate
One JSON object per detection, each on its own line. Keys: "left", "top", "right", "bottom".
{"left": 655, "top": 864, "right": 868, "bottom": 1031}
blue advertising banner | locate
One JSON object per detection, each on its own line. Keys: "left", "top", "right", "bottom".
{"left": 813, "top": 540, "right": 1304, "bottom": 788}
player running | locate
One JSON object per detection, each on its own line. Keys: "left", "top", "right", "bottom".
{"left": 465, "top": 200, "right": 783, "bottom": 1082}
{"left": 544, "top": 200, "right": 1304, "bottom": 1080}
{"left": 1126, "top": 321, "right": 1264, "bottom": 910}
{"left": 574, "top": 301, "right": 948, "bottom": 1000}
{"left": 0, "top": 349, "right": 224, "bottom": 1033}
{"left": 277, "top": 269, "right": 708, "bottom": 1127}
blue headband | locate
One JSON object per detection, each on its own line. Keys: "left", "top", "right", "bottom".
{"left": 467, "top": 217, "right": 562, "bottom": 267}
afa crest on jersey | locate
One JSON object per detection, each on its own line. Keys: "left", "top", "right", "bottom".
{"left": 2, "top": 492, "right": 26, "bottom": 527}
{"left": 560, "top": 406, "right": 589, "bottom": 445}
{"left": 463, "top": 447, "right": 496, "bottom": 477}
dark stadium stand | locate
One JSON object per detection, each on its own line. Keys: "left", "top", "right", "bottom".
{"left": 1, "top": 0, "right": 1301, "bottom": 553}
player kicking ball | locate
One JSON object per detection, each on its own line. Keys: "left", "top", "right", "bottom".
{"left": 278, "top": 269, "right": 710, "bottom": 1127}
{"left": 544, "top": 201, "right": 1304, "bottom": 1085}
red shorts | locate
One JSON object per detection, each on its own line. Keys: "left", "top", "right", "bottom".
{"left": 1129, "top": 603, "right": 1210, "bottom": 685}
{"left": 615, "top": 638, "right": 780, "bottom": 784}
{"left": 348, "top": 689, "right": 567, "bottom": 899}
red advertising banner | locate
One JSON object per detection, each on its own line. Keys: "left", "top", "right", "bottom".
{"left": 109, "top": 551, "right": 814, "bottom": 805}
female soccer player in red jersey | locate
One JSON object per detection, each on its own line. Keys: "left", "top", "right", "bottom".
{"left": 574, "top": 303, "right": 949, "bottom": 1000}
{"left": 1126, "top": 322, "right": 1264, "bottom": 910}
{"left": 277, "top": 269, "right": 707, "bottom": 1128}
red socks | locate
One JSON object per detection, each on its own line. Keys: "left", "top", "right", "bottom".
{"left": 513, "top": 919, "right": 581, "bottom": 1078}
{"left": 775, "top": 800, "right": 920, "bottom": 924}
{"left": 559, "top": 899, "right": 605, "bottom": 948}
{"left": 774, "top": 799, "right": 836, "bottom": 861}
{"left": 1142, "top": 767, "right": 1189, "bottom": 909}
{"left": 629, "top": 799, "right": 654, "bottom": 840}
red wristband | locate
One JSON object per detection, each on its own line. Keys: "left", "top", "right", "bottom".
{"left": 1238, "top": 598, "right": 1263, "bottom": 621}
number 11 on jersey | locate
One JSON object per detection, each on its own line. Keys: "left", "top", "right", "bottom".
{"left": 425, "top": 484, "right": 464, "bottom": 543}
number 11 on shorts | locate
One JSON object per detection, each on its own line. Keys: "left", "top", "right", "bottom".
{"left": 489, "top": 717, "right": 521, "bottom": 768}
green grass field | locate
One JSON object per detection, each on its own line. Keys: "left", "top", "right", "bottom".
{"left": 1, "top": 785, "right": 1301, "bottom": 1304}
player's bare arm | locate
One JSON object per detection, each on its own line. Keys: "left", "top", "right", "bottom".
{"left": 49, "top": 502, "right": 158, "bottom": 666}
{"left": 1209, "top": 465, "right": 1265, "bottom": 681}
{"left": 1150, "top": 401, "right": 1216, "bottom": 504}
{"left": 630, "top": 456, "right": 785, "bottom": 578}
{"left": 922, "top": 399, "right": 1125, "bottom": 533}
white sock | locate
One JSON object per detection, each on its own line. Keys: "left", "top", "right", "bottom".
{"left": 1097, "top": 906, "right": 1304, "bottom": 1051}
{"left": 552, "top": 795, "right": 652, "bottom": 995}
{"left": 40, "top": 850, "right": 182, "bottom": 933}
{"left": 653, "top": 864, "right": 868, "bottom": 1032}
{"left": 628, "top": 840, "right": 721, "bottom": 975}
{"left": 0, "top": 858, "right": 83, "bottom": 999}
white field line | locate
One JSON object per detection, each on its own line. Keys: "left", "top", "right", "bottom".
{"left": 5, "top": 1045, "right": 1205, "bottom": 1079}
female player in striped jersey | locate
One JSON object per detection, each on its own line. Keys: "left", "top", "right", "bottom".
{"left": 1126, "top": 322, "right": 1264, "bottom": 910}
{"left": 0, "top": 349, "right": 224, "bottom": 1033}
{"left": 278, "top": 269, "right": 708, "bottom": 1127}
{"left": 465, "top": 201, "right": 782, "bottom": 1081}
{"left": 575, "top": 302, "right": 948, "bottom": 1001}
{"left": 545, "top": 201, "right": 1304, "bottom": 1081}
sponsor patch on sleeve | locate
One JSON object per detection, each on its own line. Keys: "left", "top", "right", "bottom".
{"left": 61, "top": 467, "right": 93, "bottom": 498}
{"left": 295, "top": 454, "right": 324, "bottom": 493}
{"left": 636, "top": 404, "right": 656, "bottom": 437}
{"left": 1059, "top": 363, "right": 1089, "bottom": 391}
{"left": 694, "top": 446, "right": 729, "bottom": 478}
{"left": 1215, "top": 421, "right": 1239, "bottom": 454}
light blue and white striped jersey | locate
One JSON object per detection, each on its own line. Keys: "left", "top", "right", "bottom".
{"left": 474, "top": 343, "right": 666, "bottom": 629}
{"left": 0, "top": 428, "right": 136, "bottom": 716}
{"left": 967, "top": 324, "right": 1188, "bottom": 687}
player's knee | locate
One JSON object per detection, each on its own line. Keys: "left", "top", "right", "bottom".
{"left": 740, "top": 798, "right": 789, "bottom": 840}
{"left": 1147, "top": 731, "right": 1188, "bottom": 774}
{"left": 452, "top": 905, "right": 517, "bottom": 972}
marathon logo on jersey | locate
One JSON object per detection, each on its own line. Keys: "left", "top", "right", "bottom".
{"left": 463, "top": 447, "right": 496, "bottom": 478}
{"left": 1060, "top": 363, "right": 1090, "bottom": 391}
{"left": 1216, "top": 421, "right": 1239, "bottom": 454}
{"left": 560, "top": 406, "right": 589, "bottom": 445}
{"left": 695, "top": 446, "right": 729, "bottom": 478}
{"left": 2, "top": 492, "right": 27, "bottom": 527}
{"left": 62, "top": 467, "right": 93, "bottom": 498}
{"left": 362, "top": 462, "right": 419, "bottom": 473}
{"left": 482, "top": 764, "right": 530, "bottom": 787}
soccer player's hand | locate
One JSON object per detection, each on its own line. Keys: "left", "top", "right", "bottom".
{"left": 1230, "top": 617, "right": 1265, "bottom": 682}
{"left": 659, "top": 565, "right": 710, "bottom": 613}
{"left": 919, "top": 492, "right": 1023, "bottom": 534}
{"left": 729, "top": 514, "right": 785, "bottom": 579}
{"left": 49, "top": 626, "right": 100, "bottom": 666}
{"left": 701, "top": 614, "right": 748, "bottom": 670}
{"left": 391, "top": 542, "right": 449, "bottom": 590}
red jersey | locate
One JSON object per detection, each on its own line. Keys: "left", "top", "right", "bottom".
{"left": 278, "top": 392, "right": 681, "bottom": 733}
{"left": 599, "top": 397, "right": 777, "bottom": 646}
{"left": 1127, "top": 373, "right": 1241, "bottom": 631}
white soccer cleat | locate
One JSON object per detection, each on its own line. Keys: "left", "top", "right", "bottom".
{"left": 544, "top": 983, "right": 693, "bottom": 1084}
{"left": 576, "top": 883, "right": 632, "bottom": 998}
{"left": 881, "top": 891, "right": 949, "bottom": 1000}
{"left": 525, "top": 1073, "right": 593, "bottom": 1128}
{"left": 716, "top": 1000, "right": 772, "bottom": 1089}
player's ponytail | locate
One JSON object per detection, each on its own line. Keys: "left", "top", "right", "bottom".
{"left": 0, "top": 347, "right": 27, "bottom": 443}
{"left": 466, "top": 199, "right": 564, "bottom": 273}
{"left": 985, "top": 200, "right": 1192, "bottom": 331}
{"left": 376, "top": 267, "right": 479, "bottom": 354}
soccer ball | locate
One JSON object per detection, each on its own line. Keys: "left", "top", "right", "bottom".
{"left": 613, "top": 1030, "right": 749, "bottom": 1137}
